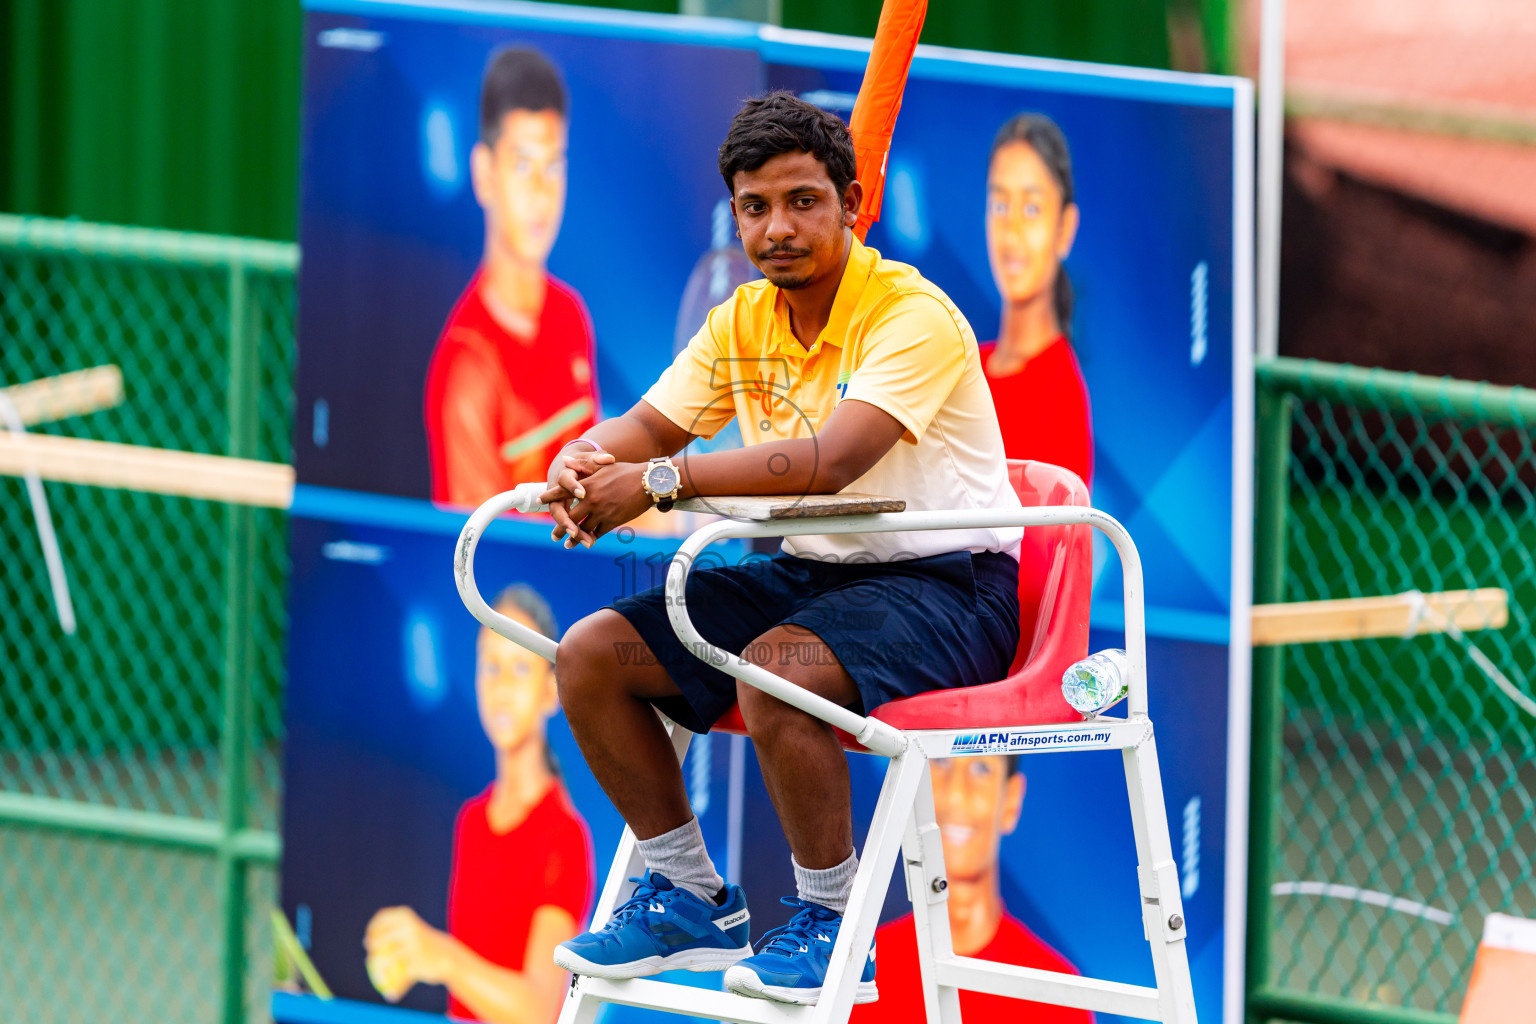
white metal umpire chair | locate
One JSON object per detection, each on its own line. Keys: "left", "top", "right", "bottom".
{"left": 453, "top": 460, "right": 1198, "bottom": 1024}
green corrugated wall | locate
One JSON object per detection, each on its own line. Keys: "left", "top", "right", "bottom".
{"left": 2, "top": 0, "right": 303, "bottom": 241}
{"left": 0, "top": 0, "right": 1233, "bottom": 242}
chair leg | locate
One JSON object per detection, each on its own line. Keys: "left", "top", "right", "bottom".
{"left": 557, "top": 721, "right": 694, "bottom": 1024}
{"left": 555, "top": 983, "right": 603, "bottom": 1024}
{"left": 811, "top": 748, "right": 931, "bottom": 1024}
{"left": 1122, "top": 726, "right": 1198, "bottom": 1024}
{"left": 904, "top": 760, "right": 963, "bottom": 1024}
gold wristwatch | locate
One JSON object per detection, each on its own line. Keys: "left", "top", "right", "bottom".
{"left": 641, "top": 456, "right": 681, "bottom": 513}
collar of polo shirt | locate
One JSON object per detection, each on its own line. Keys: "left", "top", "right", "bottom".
{"left": 767, "top": 237, "right": 877, "bottom": 357}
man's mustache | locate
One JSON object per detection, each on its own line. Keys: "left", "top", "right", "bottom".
{"left": 756, "top": 245, "right": 812, "bottom": 261}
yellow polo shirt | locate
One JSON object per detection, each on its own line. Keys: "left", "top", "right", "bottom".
{"left": 643, "top": 238, "right": 1021, "bottom": 562}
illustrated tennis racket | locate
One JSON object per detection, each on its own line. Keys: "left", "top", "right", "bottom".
{"left": 499, "top": 395, "right": 595, "bottom": 463}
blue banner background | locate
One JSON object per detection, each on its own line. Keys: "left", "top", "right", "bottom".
{"left": 282, "top": 3, "right": 1247, "bottom": 1022}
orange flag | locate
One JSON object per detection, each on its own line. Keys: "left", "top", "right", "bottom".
{"left": 848, "top": 0, "right": 928, "bottom": 242}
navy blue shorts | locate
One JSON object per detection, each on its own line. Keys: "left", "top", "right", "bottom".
{"left": 608, "top": 550, "right": 1021, "bottom": 734}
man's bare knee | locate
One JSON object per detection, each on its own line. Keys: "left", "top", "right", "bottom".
{"left": 556, "top": 609, "right": 678, "bottom": 708}
{"left": 736, "top": 627, "right": 858, "bottom": 736}
{"left": 733, "top": 673, "right": 776, "bottom": 720}
{"left": 555, "top": 611, "right": 625, "bottom": 709}
{"left": 736, "top": 645, "right": 821, "bottom": 740}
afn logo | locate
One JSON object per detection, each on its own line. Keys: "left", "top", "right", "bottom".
{"left": 947, "top": 728, "right": 1115, "bottom": 756}
{"left": 949, "top": 732, "right": 1012, "bottom": 755}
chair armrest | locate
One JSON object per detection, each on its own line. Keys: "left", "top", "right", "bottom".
{"left": 453, "top": 486, "right": 559, "bottom": 663}
{"left": 452, "top": 489, "right": 1149, "bottom": 758}
{"left": 673, "top": 492, "right": 906, "bottom": 519}
{"left": 665, "top": 504, "right": 1149, "bottom": 755}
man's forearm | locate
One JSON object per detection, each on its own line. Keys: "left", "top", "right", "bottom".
{"left": 677, "top": 437, "right": 853, "bottom": 499}
{"left": 673, "top": 399, "right": 905, "bottom": 500}
{"left": 565, "top": 410, "right": 675, "bottom": 466}
{"left": 561, "top": 420, "right": 656, "bottom": 465}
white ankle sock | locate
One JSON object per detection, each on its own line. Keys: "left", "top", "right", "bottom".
{"left": 793, "top": 852, "right": 858, "bottom": 915}
{"left": 635, "top": 817, "right": 725, "bottom": 904}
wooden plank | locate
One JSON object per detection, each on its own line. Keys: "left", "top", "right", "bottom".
{"left": 1251, "top": 588, "right": 1508, "bottom": 646}
{"left": 673, "top": 492, "right": 905, "bottom": 520}
{"left": 0, "top": 433, "right": 294, "bottom": 508}
{"left": 1, "top": 365, "right": 124, "bottom": 426}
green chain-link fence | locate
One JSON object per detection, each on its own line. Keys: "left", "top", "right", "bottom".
{"left": 1249, "top": 359, "right": 1536, "bottom": 1024}
{"left": 0, "top": 214, "right": 295, "bottom": 1024}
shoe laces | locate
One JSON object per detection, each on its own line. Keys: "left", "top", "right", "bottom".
{"left": 602, "top": 875, "right": 678, "bottom": 931}
{"left": 755, "top": 898, "right": 840, "bottom": 955}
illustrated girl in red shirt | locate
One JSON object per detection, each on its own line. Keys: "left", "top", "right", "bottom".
{"left": 365, "top": 585, "right": 593, "bottom": 1022}
{"left": 981, "top": 113, "right": 1093, "bottom": 488}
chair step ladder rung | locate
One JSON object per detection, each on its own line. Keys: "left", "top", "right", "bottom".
{"left": 931, "top": 957, "right": 1165, "bottom": 1020}
{"left": 555, "top": 722, "right": 1196, "bottom": 1024}
{"left": 569, "top": 977, "right": 815, "bottom": 1024}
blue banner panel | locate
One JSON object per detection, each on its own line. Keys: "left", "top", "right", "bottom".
{"left": 283, "top": 2, "right": 1252, "bottom": 1022}
{"left": 281, "top": 504, "right": 740, "bottom": 1015}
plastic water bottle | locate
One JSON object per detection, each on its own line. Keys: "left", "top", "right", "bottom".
{"left": 1061, "top": 648, "right": 1131, "bottom": 717}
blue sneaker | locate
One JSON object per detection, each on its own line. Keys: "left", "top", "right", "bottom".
{"left": 723, "top": 898, "right": 877, "bottom": 1005}
{"left": 553, "top": 871, "right": 752, "bottom": 980}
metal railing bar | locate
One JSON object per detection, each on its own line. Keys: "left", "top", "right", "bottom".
{"left": 1257, "top": 357, "right": 1536, "bottom": 427}
{"left": 0, "top": 791, "right": 281, "bottom": 863}
{"left": 0, "top": 213, "right": 298, "bottom": 272}
{"left": 1249, "top": 987, "right": 1456, "bottom": 1024}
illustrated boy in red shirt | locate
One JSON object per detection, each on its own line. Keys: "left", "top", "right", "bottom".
{"left": 424, "top": 46, "right": 599, "bottom": 506}
{"left": 852, "top": 755, "right": 1093, "bottom": 1024}
{"left": 365, "top": 586, "right": 592, "bottom": 1022}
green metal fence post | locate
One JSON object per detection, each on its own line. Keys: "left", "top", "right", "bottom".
{"left": 1246, "top": 381, "right": 1292, "bottom": 1024}
{"left": 220, "top": 260, "right": 258, "bottom": 1024}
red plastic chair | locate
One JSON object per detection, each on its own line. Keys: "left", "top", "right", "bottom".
{"left": 707, "top": 459, "right": 1092, "bottom": 742}
{"left": 874, "top": 459, "right": 1093, "bottom": 731}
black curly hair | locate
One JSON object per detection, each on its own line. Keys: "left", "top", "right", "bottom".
{"left": 718, "top": 90, "right": 858, "bottom": 199}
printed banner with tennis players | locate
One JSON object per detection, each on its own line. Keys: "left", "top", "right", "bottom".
{"left": 281, "top": 3, "right": 1253, "bottom": 1022}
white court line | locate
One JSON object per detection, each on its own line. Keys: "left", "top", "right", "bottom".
{"left": 1271, "top": 881, "right": 1456, "bottom": 925}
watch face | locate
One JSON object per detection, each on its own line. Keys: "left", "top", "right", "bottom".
{"left": 648, "top": 464, "right": 679, "bottom": 495}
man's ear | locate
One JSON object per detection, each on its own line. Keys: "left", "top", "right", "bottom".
{"left": 470, "top": 141, "right": 495, "bottom": 211}
{"left": 1057, "top": 201, "right": 1081, "bottom": 261}
{"left": 1000, "top": 770, "right": 1026, "bottom": 836}
{"left": 729, "top": 197, "right": 742, "bottom": 239}
{"left": 842, "top": 179, "right": 865, "bottom": 228}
